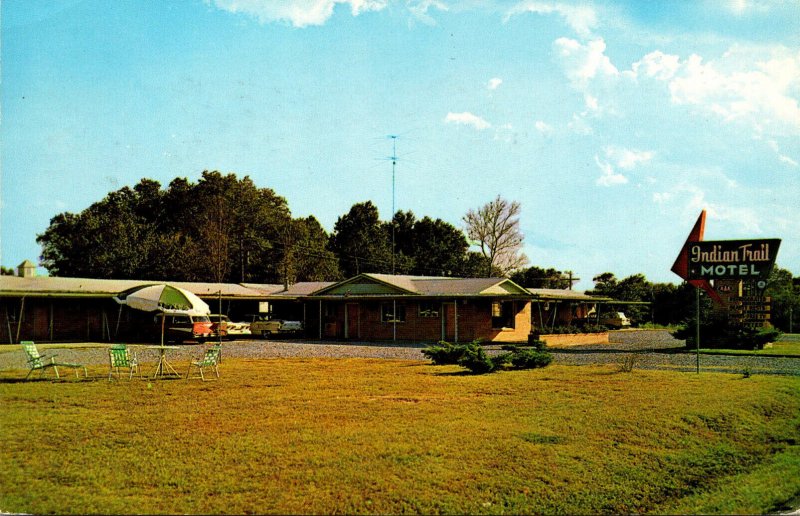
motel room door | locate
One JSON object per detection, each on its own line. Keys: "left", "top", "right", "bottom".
{"left": 344, "top": 303, "right": 360, "bottom": 340}
{"left": 442, "top": 302, "right": 458, "bottom": 342}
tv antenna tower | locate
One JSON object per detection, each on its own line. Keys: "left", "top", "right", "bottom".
{"left": 388, "top": 135, "right": 398, "bottom": 274}
{"left": 377, "top": 132, "right": 414, "bottom": 274}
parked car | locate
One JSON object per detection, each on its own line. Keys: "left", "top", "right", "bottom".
{"left": 249, "top": 315, "right": 303, "bottom": 338}
{"left": 598, "top": 312, "right": 631, "bottom": 329}
{"left": 154, "top": 313, "right": 214, "bottom": 343}
{"left": 210, "top": 314, "right": 251, "bottom": 339}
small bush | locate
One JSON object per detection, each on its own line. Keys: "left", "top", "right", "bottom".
{"left": 510, "top": 349, "right": 553, "bottom": 369}
{"left": 673, "top": 317, "right": 783, "bottom": 350}
{"left": 458, "top": 344, "right": 498, "bottom": 374}
{"left": 618, "top": 354, "right": 638, "bottom": 373}
{"left": 422, "top": 341, "right": 469, "bottom": 365}
{"left": 542, "top": 324, "right": 608, "bottom": 334}
{"left": 426, "top": 340, "right": 553, "bottom": 374}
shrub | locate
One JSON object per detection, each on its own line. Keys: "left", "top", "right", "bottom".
{"left": 617, "top": 354, "right": 638, "bottom": 373}
{"left": 542, "top": 324, "right": 608, "bottom": 334}
{"left": 426, "top": 340, "right": 554, "bottom": 374}
{"left": 673, "top": 316, "right": 783, "bottom": 350}
{"left": 422, "top": 341, "right": 469, "bottom": 365}
{"left": 510, "top": 349, "right": 553, "bottom": 369}
{"left": 458, "top": 343, "right": 499, "bottom": 374}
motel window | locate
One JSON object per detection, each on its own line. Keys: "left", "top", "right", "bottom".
{"left": 323, "top": 303, "right": 337, "bottom": 318}
{"left": 381, "top": 303, "right": 406, "bottom": 323}
{"left": 418, "top": 301, "right": 440, "bottom": 318}
{"left": 491, "top": 301, "right": 515, "bottom": 329}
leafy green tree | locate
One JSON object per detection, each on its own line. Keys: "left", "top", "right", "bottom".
{"left": 588, "top": 272, "right": 653, "bottom": 323}
{"left": 511, "top": 267, "right": 573, "bottom": 289}
{"left": 328, "top": 201, "right": 393, "bottom": 277}
{"left": 459, "top": 252, "right": 493, "bottom": 278}
{"left": 382, "top": 210, "right": 416, "bottom": 274}
{"left": 410, "top": 216, "right": 470, "bottom": 276}
{"left": 650, "top": 282, "right": 697, "bottom": 326}
{"left": 280, "top": 216, "right": 340, "bottom": 284}
{"left": 766, "top": 266, "right": 800, "bottom": 332}
{"left": 37, "top": 172, "right": 294, "bottom": 283}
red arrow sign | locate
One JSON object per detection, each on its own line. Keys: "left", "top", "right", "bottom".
{"left": 671, "top": 210, "right": 724, "bottom": 305}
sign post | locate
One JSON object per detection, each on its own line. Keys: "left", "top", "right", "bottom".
{"left": 695, "top": 288, "right": 700, "bottom": 373}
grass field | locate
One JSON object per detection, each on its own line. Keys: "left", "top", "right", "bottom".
{"left": 1, "top": 358, "right": 800, "bottom": 514}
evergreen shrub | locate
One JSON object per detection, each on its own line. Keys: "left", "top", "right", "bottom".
{"left": 424, "top": 340, "right": 553, "bottom": 374}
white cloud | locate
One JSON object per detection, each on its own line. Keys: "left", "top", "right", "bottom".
{"left": 506, "top": 1, "right": 598, "bottom": 37}
{"left": 488, "top": 77, "right": 503, "bottom": 90}
{"left": 535, "top": 120, "right": 553, "bottom": 134}
{"left": 727, "top": 0, "right": 771, "bottom": 15}
{"left": 594, "top": 155, "right": 628, "bottom": 186}
{"left": 554, "top": 38, "right": 618, "bottom": 88}
{"left": 208, "top": 0, "right": 387, "bottom": 27}
{"left": 407, "top": 0, "right": 448, "bottom": 26}
{"left": 594, "top": 146, "right": 652, "bottom": 187}
{"left": 666, "top": 49, "right": 800, "bottom": 135}
{"left": 652, "top": 192, "right": 672, "bottom": 204}
{"left": 629, "top": 51, "right": 681, "bottom": 81}
{"left": 604, "top": 146, "right": 654, "bottom": 170}
{"left": 444, "top": 112, "right": 492, "bottom": 130}
{"left": 555, "top": 37, "right": 800, "bottom": 140}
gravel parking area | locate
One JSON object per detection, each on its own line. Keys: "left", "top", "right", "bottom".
{"left": 1, "top": 330, "right": 798, "bottom": 377}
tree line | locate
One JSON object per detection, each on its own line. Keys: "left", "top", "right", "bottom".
{"left": 30, "top": 171, "right": 800, "bottom": 330}
{"left": 35, "top": 171, "right": 525, "bottom": 284}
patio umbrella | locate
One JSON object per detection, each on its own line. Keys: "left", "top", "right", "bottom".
{"left": 114, "top": 284, "right": 211, "bottom": 345}
{"left": 114, "top": 284, "right": 210, "bottom": 315}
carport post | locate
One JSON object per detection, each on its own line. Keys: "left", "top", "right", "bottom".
{"left": 454, "top": 299, "right": 458, "bottom": 343}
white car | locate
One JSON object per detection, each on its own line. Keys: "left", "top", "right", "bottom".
{"left": 599, "top": 312, "right": 631, "bottom": 329}
{"left": 210, "top": 314, "right": 252, "bottom": 339}
{"left": 279, "top": 320, "right": 303, "bottom": 333}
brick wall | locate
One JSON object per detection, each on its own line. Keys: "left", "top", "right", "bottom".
{"left": 307, "top": 298, "right": 532, "bottom": 344}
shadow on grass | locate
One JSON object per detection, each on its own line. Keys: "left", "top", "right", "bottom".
{"left": 0, "top": 376, "right": 98, "bottom": 384}
{"left": 430, "top": 369, "right": 475, "bottom": 377}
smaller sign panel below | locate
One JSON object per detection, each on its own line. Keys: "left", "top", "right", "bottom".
{"left": 688, "top": 239, "right": 781, "bottom": 282}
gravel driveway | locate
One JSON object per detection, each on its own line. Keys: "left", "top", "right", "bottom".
{"left": 1, "top": 330, "right": 798, "bottom": 376}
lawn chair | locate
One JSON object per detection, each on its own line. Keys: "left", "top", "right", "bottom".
{"left": 21, "top": 341, "right": 87, "bottom": 380}
{"left": 108, "top": 345, "right": 140, "bottom": 381}
{"left": 186, "top": 345, "right": 221, "bottom": 381}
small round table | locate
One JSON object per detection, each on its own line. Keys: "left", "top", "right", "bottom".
{"left": 145, "top": 345, "right": 182, "bottom": 379}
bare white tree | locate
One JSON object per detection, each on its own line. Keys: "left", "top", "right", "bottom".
{"left": 463, "top": 195, "right": 529, "bottom": 277}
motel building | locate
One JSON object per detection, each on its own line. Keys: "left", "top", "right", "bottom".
{"left": 1, "top": 262, "right": 624, "bottom": 345}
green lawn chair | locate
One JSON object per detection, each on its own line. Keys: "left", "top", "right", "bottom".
{"left": 186, "top": 345, "right": 221, "bottom": 381}
{"left": 21, "top": 341, "right": 87, "bottom": 380}
{"left": 108, "top": 345, "right": 140, "bottom": 381}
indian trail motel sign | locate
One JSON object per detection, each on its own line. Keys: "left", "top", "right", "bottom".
{"left": 688, "top": 239, "right": 781, "bottom": 287}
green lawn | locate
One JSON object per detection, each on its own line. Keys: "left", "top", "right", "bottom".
{"left": 1, "top": 358, "right": 799, "bottom": 514}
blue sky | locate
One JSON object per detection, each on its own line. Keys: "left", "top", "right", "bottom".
{"left": 2, "top": 0, "right": 798, "bottom": 290}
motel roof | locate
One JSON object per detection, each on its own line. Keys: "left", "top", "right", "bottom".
{"left": 308, "top": 273, "right": 531, "bottom": 299}
{"left": 0, "top": 274, "right": 630, "bottom": 305}
{"left": 527, "top": 288, "right": 612, "bottom": 303}
{"left": 0, "top": 276, "right": 282, "bottom": 300}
